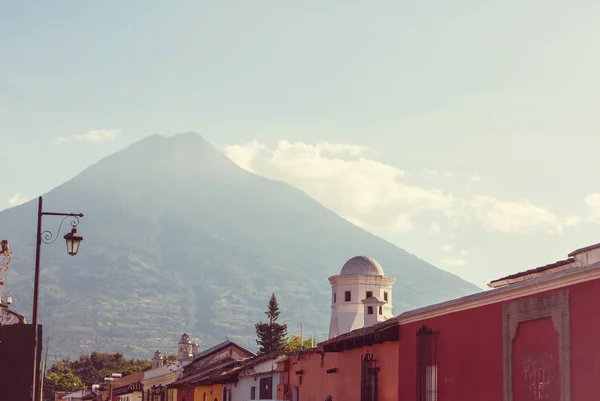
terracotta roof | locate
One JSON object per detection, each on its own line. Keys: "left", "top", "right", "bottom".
{"left": 489, "top": 257, "right": 575, "bottom": 285}
{"left": 113, "top": 381, "right": 143, "bottom": 395}
{"left": 191, "top": 340, "right": 254, "bottom": 362}
{"left": 568, "top": 242, "right": 600, "bottom": 257}
{"left": 171, "top": 351, "right": 281, "bottom": 388}
{"left": 170, "top": 358, "right": 241, "bottom": 387}
{"left": 318, "top": 318, "right": 399, "bottom": 349}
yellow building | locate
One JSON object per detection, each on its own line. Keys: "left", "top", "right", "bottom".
{"left": 193, "top": 384, "right": 223, "bottom": 401}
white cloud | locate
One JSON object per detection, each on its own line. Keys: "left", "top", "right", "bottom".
{"left": 428, "top": 223, "right": 442, "bottom": 234}
{"left": 227, "top": 140, "right": 573, "bottom": 235}
{"left": 8, "top": 193, "right": 27, "bottom": 206}
{"left": 440, "top": 244, "right": 454, "bottom": 253}
{"left": 57, "top": 129, "right": 121, "bottom": 144}
{"left": 439, "top": 257, "right": 468, "bottom": 267}
{"left": 460, "top": 248, "right": 477, "bottom": 256}
{"left": 227, "top": 140, "right": 453, "bottom": 234}
{"left": 467, "top": 196, "right": 564, "bottom": 234}
{"left": 585, "top": 194, "right": 600, "bottom": 221}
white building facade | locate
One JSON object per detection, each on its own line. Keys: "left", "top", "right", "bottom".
{"left": 328, "top": 256, "right": 395, "bottom": 338}
{"left": 229, "top": 356, "right": 283, "bottom": 401}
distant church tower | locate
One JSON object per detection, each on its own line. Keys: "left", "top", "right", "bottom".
{"left": 177, "top": 333, "right": 193, "bottom": 362}
{"left": 328, "top": 256, "right": 395, "bottom": 338}
{"left": 152, "top": 350, "right": 164, "bottom": 368}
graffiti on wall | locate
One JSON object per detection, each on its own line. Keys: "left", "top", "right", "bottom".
{"left": 521, "top": 352, "right": 556, "bottom": 400}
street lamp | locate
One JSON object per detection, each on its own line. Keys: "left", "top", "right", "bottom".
{"left": 31, "top": 196, "right": 84, "bottom": 401}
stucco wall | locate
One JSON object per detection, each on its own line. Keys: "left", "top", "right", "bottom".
{"left": 233, "top": 359, "right": 280, "bottom": 400}
{"left": 569, "top": 278, "right": 600, "bottom": 400}
{"left": 398, "top": 301, "right": 504, "bottom": 401}
{"left": 283, "top": 342, "right": 399, "bottom": 401}
{"left": 193, "top": 384, "right": 222, "bottom": 401}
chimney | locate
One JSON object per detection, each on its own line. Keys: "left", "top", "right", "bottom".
{"left": 361, "top": 296, "right": 386, "bottom": 328}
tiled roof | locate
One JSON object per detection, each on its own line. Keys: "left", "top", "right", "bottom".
{"left": 489, "top": 257, "right": 575, "bottom": 285}
{"left": 171, "top": 351, "right": 282, "bottom": 388}
{"left": 191, "top": 340, "right": 254, "bottom": 362}
{"left": 318, "top": 318, "right": 398, "bottom": 348}
{"left": 170, "top": 358, "right": 242, "bottom": 387}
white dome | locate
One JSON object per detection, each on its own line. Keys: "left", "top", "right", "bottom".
{"left": 340, "top": 256, "right": 384, "bottom": 276}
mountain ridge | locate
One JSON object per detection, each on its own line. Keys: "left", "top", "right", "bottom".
{"left": 1, "top": 132, "right": 479, "bottom": 358}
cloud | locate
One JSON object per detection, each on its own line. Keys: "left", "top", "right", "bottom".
{"left": 57, "top": 129, "right": 121, "bottom": 144}
{"left": 467, "top": 196, "right": 564, "bottom": 234}
{"left": 439, "top": 258, "right": 468, "bottom": 267}
{"left": 8, "top": 193, "right": 27, "bottom": 206}
{"left": 227, "top": 140, "right": 453, "bottom": 233}
{"left": 585, "top": 194, "right": 600, "bottom": 222}
{"left": 227, "top": 140, "right": 573, "bottom": 235}
{"left": 428, "top": 223, "right": 442, "bottom": 234}
{"left": 440, "top": 244, "right": 454, "bottom": 253}
{"left": 459, "top": 248, "right": 477, "bottom": 256}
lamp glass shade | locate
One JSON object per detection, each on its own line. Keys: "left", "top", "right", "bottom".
{"left": 64, "top": 228, "right": 83, "bottom": 256}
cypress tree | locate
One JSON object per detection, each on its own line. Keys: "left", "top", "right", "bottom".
{"left": 255, "top": 293, "right": 288, "bottom": 354}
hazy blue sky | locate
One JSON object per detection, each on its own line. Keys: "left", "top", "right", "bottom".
{"left": 2, "top": 1, "right": 600, "bottom": 287}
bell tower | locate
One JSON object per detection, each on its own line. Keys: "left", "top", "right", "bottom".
{"left": 177, "top": 333, "right": 193, "bottom": 362}
{"left": 328, "top": 256, "right": 395, "bottom": 338}
{"left": 152, "top": 350, "right": 164, "bottom": 368}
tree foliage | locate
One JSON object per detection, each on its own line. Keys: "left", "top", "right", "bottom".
{"left": 255, "top": 293, "right": 287, "bottom": 354}
{"left": 284, "top": 334, "right": 317, "bottom": 353}
{"left": 43, "top": 352, "right": 151, "bottom": 401}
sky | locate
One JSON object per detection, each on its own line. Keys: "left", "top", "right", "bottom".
{"left": 2, "top": 1, "right": 600, "bottom": 288}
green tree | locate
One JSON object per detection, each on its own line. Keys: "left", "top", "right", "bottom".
{"left": 43, "top": 352, "right": 152, "bottom": 401}
{"left": 255, "top": 293, "right": 288, "bottom": 354}
{"left": 44, "top": 371, "right": 86, "bottom": 400}
{"left": 284, "top": 334, "right": 317, "bottom": 352}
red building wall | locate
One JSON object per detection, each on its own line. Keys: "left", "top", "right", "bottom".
{"left": 397, "top": 277, "right": 600, "bottom": 401}
{"left": 398, "top": 302, "right": 504, "bottom": 401}
{"left": 569, "top": 278, "right": 600, "bottom": 400}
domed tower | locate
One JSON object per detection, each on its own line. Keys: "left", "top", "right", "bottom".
{"left": 177, "top": 333, "right": 193, "bottom": 362}
{"left": 328, "top": 256, "right": 395, "bottom": 338}
{"left": 152, "top": 350, "right": 164, "bottom": 368}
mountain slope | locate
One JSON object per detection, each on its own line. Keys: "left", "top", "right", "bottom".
{"left": 1, "top": 133, "right": 479, "bottom": 357}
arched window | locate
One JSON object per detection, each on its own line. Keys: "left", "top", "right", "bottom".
{"left": 367, "top": 306, "right": 374, "bottom": 315}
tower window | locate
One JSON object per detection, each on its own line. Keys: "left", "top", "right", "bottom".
{"left": 367, "top": 306, "right": 374, "bottom": 315}
{"left": 333, "top": 292, "right": 337, "bottom": 303}
{"left": 384, "top": 292, "right": 388, "bottom": 302}
{"left": 378, "top": 306, "right": 383, "bottom": 315}
{"left": 366, "top": 291, "right": 373, "bottom": 298}
{"left": 345, "top": 291, "right": 351, "bottom": 302}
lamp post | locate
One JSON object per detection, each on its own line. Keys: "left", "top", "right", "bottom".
{"left": 31, "top": 196, "right": 84, "bottom": 401}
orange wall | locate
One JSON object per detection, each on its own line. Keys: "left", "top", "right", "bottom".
{"left": 285, "top": 342, "right": 399, "bottom": 401}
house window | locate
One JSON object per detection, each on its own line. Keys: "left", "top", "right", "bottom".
{"left": 378, "top": 306, "right": 383, "bottom": 315}
{"left": 360, "top": 353, "right": 379, "bottom": 401}
{"left": 333, "top": 292, "right": 336, "bottom": 303}
{"left": 366, "top": 291, "right": 373, "bottom": 298}
{"left": 367, "top": 306, "right": 374, "bottom": 315}
{"left": 384, "top": 292, "right": 388, "bottom": 302}
{"left": 250, "top": 386, "right": 256, "bottom": 400}
{"left": 345, "top": 291, "right": 351, "bottom": 302}
{"left": 417, "top": 326, "right": 438, "bottom": 401}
